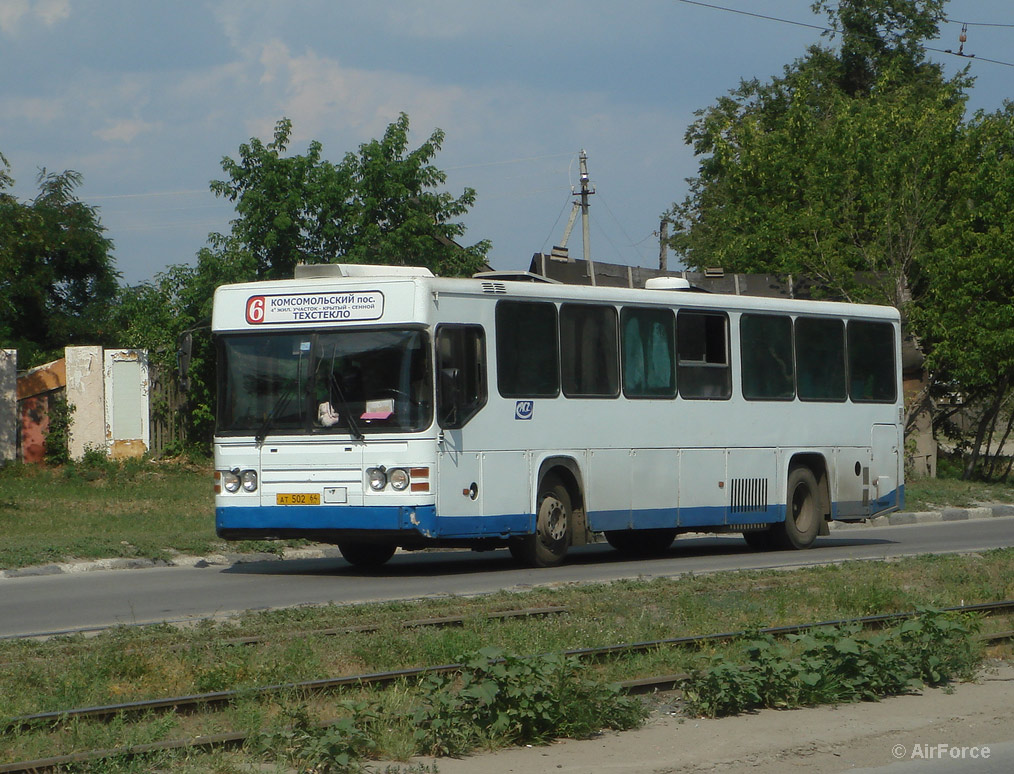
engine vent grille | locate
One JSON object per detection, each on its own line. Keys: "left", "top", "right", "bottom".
{"left": 481, "top": 281, "right": 508, "bottom": 294}
{"left": 730, "top": 477, "right": 769, "bottom": 514}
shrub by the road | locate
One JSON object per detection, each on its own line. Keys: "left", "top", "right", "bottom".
{"left": 683, "top": 609, "right": 982, "bottom": 717}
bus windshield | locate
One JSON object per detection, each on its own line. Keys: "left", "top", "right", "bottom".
{"left": 217, "top": 329, "right": 432, "bottom": 437}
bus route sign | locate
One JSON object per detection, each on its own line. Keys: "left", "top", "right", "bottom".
{"left": 245, "top": 291, "right": 384, "bottom": 325}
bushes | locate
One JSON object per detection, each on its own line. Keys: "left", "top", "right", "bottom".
{"left": 254, "top": 648, "right": 648, "bottom": 771}
{"left": 682, "top": 609, "right": 982, "bottom": 717}
{"left": 413, "top": 648, "right": 647, "bottom": 756}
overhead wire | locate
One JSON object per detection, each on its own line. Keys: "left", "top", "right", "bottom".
{"left": 675, "top": 0, "right": 1014, "bottom": 68}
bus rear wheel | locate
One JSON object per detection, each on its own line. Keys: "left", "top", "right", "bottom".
{"left": 605, "top": 529, "right": 677, "bottom": 556}
{"left": 337, "top": 540, "right": 397, "bottom": 568}
{"left": 775, "top": 466, "right": 821, "bottom": 550}
{"left": 510, "top": 476, "right": 571, "bottom": 567}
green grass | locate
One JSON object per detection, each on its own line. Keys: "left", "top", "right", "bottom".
{"left": 903, "top": 475, "right": 1014, "bottom": 512}
{"left": 0, "top": 458, "right": 1012, "bottom": 571}
{"left": 0, "top": 460, "right": 222, "bottom": 570}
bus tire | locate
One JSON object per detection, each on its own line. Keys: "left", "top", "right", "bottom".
{"left": 511, "top": 476, "right": 572, "bottom": 567}
{"left": 337, "top": 540, "right": 397, "bottom": 568}
{"left": 605, "top": 529, "right": 676, "bottom": 556}
{"left": 776, "top": 466, "right": 821, "bottom": 550}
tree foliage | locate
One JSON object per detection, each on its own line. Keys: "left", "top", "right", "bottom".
{"left": 210, "top": 113, "right": 489, "bottom": 279}
{"left": 668, "top": 0, "right": 964, "bottom": 306}
{"left": 0, "top": 159, "right": 120, "bottom": 366}
{"left": 119, "top": 114, "right": 487, "bottom": 446}
{"left": 667, "top": 0, "right": 1014, "bottom": 479}
{"left": 909, "top": 105, "right": 1014, "bottom": 479}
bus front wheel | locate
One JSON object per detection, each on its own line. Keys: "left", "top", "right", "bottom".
{"left": 338, "top": 540, "right": 397, "bottom": 569}
{"left": 776, "top": 466, "right": 821, "bottom": 550}
{"left": 510, "top": 476, "right": 571, "bottom": 567}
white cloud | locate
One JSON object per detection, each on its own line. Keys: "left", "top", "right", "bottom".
{"left": 0, "top": 0, "right": 69, "bottom": 35}
{"left": 36, "top": 0, "right": 68, "bottom": 25}
{"left": 94, "top": 118, "right": 159, "bottom": 143}
{"left": 251, "top": 40, "right": 469, "bottom": 142}
{"left": 1, "top": 95, "right": 63, "bottom": 122}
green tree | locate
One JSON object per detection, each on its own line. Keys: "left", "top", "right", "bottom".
{"left": 210, "top": 113, "right": 489, "bottom": 278}
{"left": 910, "top": 105, "right": 1014, "bottom": 480}
{"left": 0, "top": 158, "right": 120, "bottom": 366}
{"left": 120, "top": 113, "right": 488, "bottom": 446}
{"left": 667, "top": 0, "right": 965, "bottom": 306}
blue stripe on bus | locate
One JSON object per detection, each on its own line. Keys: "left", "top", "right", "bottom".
{"left": 218, "top": 486, "right": 904, "bottom": 541}
{"left": 216, "top": 505, "right": 533, "bottom": 539}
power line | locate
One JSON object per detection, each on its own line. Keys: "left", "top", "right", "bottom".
{"left": 943, "top": 18, "right": 1014, "bottom": 28}
{"left": 675, "top": 0, "right": 1014, "bottom": 69}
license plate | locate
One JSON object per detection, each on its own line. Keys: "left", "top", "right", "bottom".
{"left": 276, "top": 493, "right": 321, "bottom": 505}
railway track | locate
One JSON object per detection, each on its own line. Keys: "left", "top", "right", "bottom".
{"left": 2, "top": 600, "right": 1011, "bottom": 774}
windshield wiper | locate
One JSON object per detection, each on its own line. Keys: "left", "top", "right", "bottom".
{"left": 255, "top": 386, "right": 293, "bottom": 445}
{"left": 329, "top": 373, "right": 365, "bottom": 441}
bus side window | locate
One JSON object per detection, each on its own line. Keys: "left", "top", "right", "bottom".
{"left": 796, "top": 317, "right": 846, "bottom": 401}
{"left": 560, "top": 304, "right": 619, "bottom": 398}
{"left": 677, "top": 310, "right": 731, "bottom": 399}
{"left": 847, "top": 320, "right": 896, "bottom": 402}
{"left": 621, "top": 307, "right": 676, "bottom": 398}
{"left": 436, "top": 325, "right": 487, "bottom": 429}
{"left": 740, "top": 313, "right": 794, "bottom": 400}
{"left": 495, "top": 301, "right": 560, "bottom": 398}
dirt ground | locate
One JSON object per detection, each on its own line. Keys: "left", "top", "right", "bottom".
{"left": 392, "top": 662, "right": 1014, "bottom": 773}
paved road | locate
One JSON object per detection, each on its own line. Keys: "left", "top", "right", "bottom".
{"left": 1, "top": 518, "right": 1012, "bottom": 638}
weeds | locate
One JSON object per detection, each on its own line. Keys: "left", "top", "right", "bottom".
{"left": 682, "top": 609, "right": 983, "bottom": 717}
{"left": 413, "top": 648, "right": 645, "bottom": 756}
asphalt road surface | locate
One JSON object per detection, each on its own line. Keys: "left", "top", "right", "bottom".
{"left": 1, "top": 518, "right": 1012, "bottom": 639}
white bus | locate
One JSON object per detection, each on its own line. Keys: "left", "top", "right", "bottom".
{"left": 213, "top": 264, "right": 903, "bottom": 568}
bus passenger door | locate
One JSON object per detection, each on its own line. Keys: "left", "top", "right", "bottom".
{"left": 434, "top": 324, "right": 488, "bottom": 525}
{"left": 436, "top": 433, "right": 484, "bottom": 520}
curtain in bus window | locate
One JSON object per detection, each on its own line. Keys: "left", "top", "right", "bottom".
{"left": 622, "top": 307, "right": 675, "bottom": 398}
{"left": 647, "top": 321, "right": 674, "bottom": 393}
{"left": 740, "top": 314, "right": 794, "bottom": 400}
{"left": 795, "top": 317, "right": 846, "bottom": 401}
{"left": 623, "top": 315, "right": 646, "bottom": 394}
{"left": 561, "top": 304, "right": 619, "bottom": 397}
{"left": 847, "top": 321, "right": 896, "bottom": 402}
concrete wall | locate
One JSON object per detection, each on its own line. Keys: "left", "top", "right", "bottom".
{"left": 66, "top": 346, "right": 106, "bottom": 459}
{"left": 0, "top": 349, "right": 15, "bottom": 463}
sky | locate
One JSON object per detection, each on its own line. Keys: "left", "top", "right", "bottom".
{"left": 1, "top": 0, "right": 1011, "bottom": 286}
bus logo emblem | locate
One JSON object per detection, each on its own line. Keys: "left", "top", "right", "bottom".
{"left": 515, "top": 401, "right": 534, "bottom": 420}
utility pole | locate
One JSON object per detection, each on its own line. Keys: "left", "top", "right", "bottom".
{"left": 658, "top": 217, "right": 669, "bottom": 272}
{"left": 576, "top": 150, "right": 596, "bottom": 285}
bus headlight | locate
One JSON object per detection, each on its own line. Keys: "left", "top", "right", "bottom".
{"left": 367, "top": 467, "right": 387, "bottom": 491}
{"left": 222, "top": 469, "right": 241, "bottom": 493}
{"left": 241, "top": 470, "right": 258, "bottom": 492}
{"left": 389, "top": 468, "right": 410, "bottom": 491}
